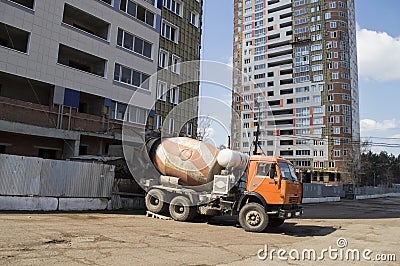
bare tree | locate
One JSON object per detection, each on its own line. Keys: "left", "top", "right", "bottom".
{"left": 197, "top": 116, "right": 213, "bottom": 141}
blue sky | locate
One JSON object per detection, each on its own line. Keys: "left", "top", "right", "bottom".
{"left": 199, "top": 0, "right": 400, "bottom": 155}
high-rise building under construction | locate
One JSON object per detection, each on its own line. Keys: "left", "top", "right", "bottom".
{"left": 231, "top": 0, "right": 359, "bottom": 183}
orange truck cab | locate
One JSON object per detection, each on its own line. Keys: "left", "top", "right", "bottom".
{"left": 234, "top": 156, "right": 303, "bottom": 232}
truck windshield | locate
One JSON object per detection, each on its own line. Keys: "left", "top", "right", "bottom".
{"left": 278, "top": 163, "right": 298, "bottom": 181}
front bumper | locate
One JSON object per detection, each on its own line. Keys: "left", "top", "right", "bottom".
{"left": 278, "top": 207, "right": 304, "bottom": 219}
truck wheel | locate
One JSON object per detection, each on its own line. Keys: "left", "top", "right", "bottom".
{"left": 169, "top": 196, "right": 196, "bottom": 222}
{"left": 268, "top": 218, "right": 285, "bottom": 227}
{"left": 145, "top": 189, "right": 168, "bottom": 214}
{"left": 238, "top": 203, "right": 268, "bottom": 232}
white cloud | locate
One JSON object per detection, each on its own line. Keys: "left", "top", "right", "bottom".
{"left": 360, "top": 118, "right": 398, "bottom": 132}
{"left": 227, "top": 56, "right": 233, "bottom": 67}
{"left": 357, "top": 28, "right": 400, "bottom": 81}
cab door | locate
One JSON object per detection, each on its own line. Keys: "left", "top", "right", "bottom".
{"left": 247, "top": 162, "right": 281, "bottom": 204}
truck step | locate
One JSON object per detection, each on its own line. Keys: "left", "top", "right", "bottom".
{"left": 146, "top": 211, "right": 173, "bottom": 220}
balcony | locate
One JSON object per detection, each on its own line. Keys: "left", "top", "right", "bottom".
{"left": 57, "top": 44, "right": 107, "bottom": 77}
{"left": 0, "top": 71, "right": 122, "bottom": 135}
{"left": 62, "top": 4, "right": 110, "bottom": 41}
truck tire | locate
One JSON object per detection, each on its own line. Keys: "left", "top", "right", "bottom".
{"left": 169, "top": 196, "right": 196, "bottom": 222}
{"left": 268, "top": 218, "right": 285, "bottom": 227}
{"left": 145, "top": 189, "right": 168, "bottom": 214}
{"left": 238, "top": 203, "right": 268, "bottom": 232}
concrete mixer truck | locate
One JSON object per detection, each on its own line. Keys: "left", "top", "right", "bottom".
{"left": 141, "top": 137, "right": 303, "bottom": 232}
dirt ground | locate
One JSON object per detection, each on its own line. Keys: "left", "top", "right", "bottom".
{"left": 0, "top": 197, "right": 399, "bottom": 265}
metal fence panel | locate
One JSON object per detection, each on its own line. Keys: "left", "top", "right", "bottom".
{"left": 0, "top": 154, "right": 42, "bottom": 196}
{"left": 40, "top": 160, "right": 114, "bottom": 198}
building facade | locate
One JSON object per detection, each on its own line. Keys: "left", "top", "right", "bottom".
{"left": 0, "top": 0, "right": 162, "bottom": 159}
{"left": 148, "top": 0, "right": 203, "bottom": 138}
{"left": 0, "top": 0, "right": 203, "bottom": 160}
{"left": 231, "top": 0, "right": 359, "bottom": 183}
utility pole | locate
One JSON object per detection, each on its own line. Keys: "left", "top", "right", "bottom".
{"left": 253, "top": 97, "right": 261, "bottom": 155}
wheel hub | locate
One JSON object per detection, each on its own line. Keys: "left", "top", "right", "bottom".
{"left": 246, "top": 211, "right": 261, "bottom": 226}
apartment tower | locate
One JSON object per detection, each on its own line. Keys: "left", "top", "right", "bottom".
{"left": 232, "top": 0, "right": 359, "bottom": 183}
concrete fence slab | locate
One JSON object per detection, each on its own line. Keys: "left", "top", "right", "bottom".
{"left": 0, "top": 196, "right": 58, "bottom": 211}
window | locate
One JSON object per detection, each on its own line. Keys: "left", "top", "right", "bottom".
{"left": 255, "top": 12, "right": 263, "bottom": 20}
{"left": 120, "top": 0, "right": 155, "bottom": 27}
{"left": 171, "top": 55, "right": 181, "bottom": 74}
{"left": 333, "top": 127, "right": 340, "bottom": 134}
{"left": 109, "top": 101, "right": 127, "bottom": 121}
{"left": 129, "top": 105, "right": 147, "bottom": 124}
{"left": 312, "top": 54, "right": 323, "bottom": 61}
{"left": 117, "top": 28, "right": 152, "bottom": 59}
{"left": 185, "top": 123, "right": 193, "bottom": 137}
{"left": 313, "top": 74, "right": 323, "bottom": 82}
{"left": 312, "top": 64, "right": 323, "bottom": 71}
{"left": 322, "top": 11, "right": 330, "bottom": 18}
{"left": 311, "top": 44, "right": 322, "bottom": 51}
{"left": 295, "top": 86, "right": 310, "bottom": 93}
{"left": 154, "top": 114, "right": 163, "bottom": 129}
{"left": 294, "top": 0, "right": 307, "bottom": 7}
{"left": 169, "top": 86, "right": 179, "bottom": 104}
{"left": 168, "top": 118, "right": 175, "bottom": 134}
{"left": 330, "top": 2, "right": 336, "bottom": 8}
{"left": 157, "top": 81, "right": 167, "bottom": 101}
{"left": 313, "top": 95, "right": 321, "bottom": 103}
{"left": 296, "top": 97, "right": 310, "bottom": 103}
{"left": 294, "top": 8, "right": 308, "bottom": 16}
{"left": 161, "top": 21, "right": 179, "bottom": 43}
{"left": 332, "top": 73, "right": 339, "bottom": 79}
{"left": 254, "top": 63, "right": 266, "bottom": 70}
{"left": 0, "top": 22, "right": 30, "bottom": 53}
{"left": 313, "top": 117, "right": 323, "bottom": 125}
{"left": 294, "top": 76, "right": 310, "bottom": 84}
{"left": 7, "top": 0, "right": 34, "bottom": 9}
{"left": 334, "top": 150, "right": 341, "bottom": 157}
{"left": 158, "top": 49, "right": 169, "bottom": 68}
{"left": 163, "top": 0, "right": 182, "bottom": 16}
{"left": 114, "top": 63, "right": 150, "bottom": 89}
{"left": 189, "top": 11, "right": 199, "bottom": 27}
{"left": 313, "top": 106, "right": 323, "bottom": 114}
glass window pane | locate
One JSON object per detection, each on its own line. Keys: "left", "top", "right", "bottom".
{"left": 134, "top": 38, "right": 143, "bottom": 54}
{"left": 117, "top": 103, "right": 127, "bottom": 120}
{"left": 120, "top": 0, "right": 127, "bottom": 11}
{"left": 121, "top": 66, "right": 132, "bottom": 84}
{"left": 109, "top": 102, "right": 116, "bottom": 119}
{"left": 124, "top": 32, "right": 133, "bottom": 50}
{"left": 127, "top": 1, "right": 136, "bottom": 16}
{"left": 146, "top": 11, "right": 154, "bottom": 26}
{"left": 114, "top": 64, "right": 121, "bottom": 81}
{"left": 132, "top": 71, "right": 141, "bottom": 86}
{"left": 141, "top": 74, "right": 150, "bottom": 90}
{"left": 117, "top": 29, "right": 123, "bottom": 46}
{"left": 137, "top": 6, "right": 146, "bottom": 22}
{"left": 143, "top": 41, "right": 152, "bottom": 58}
